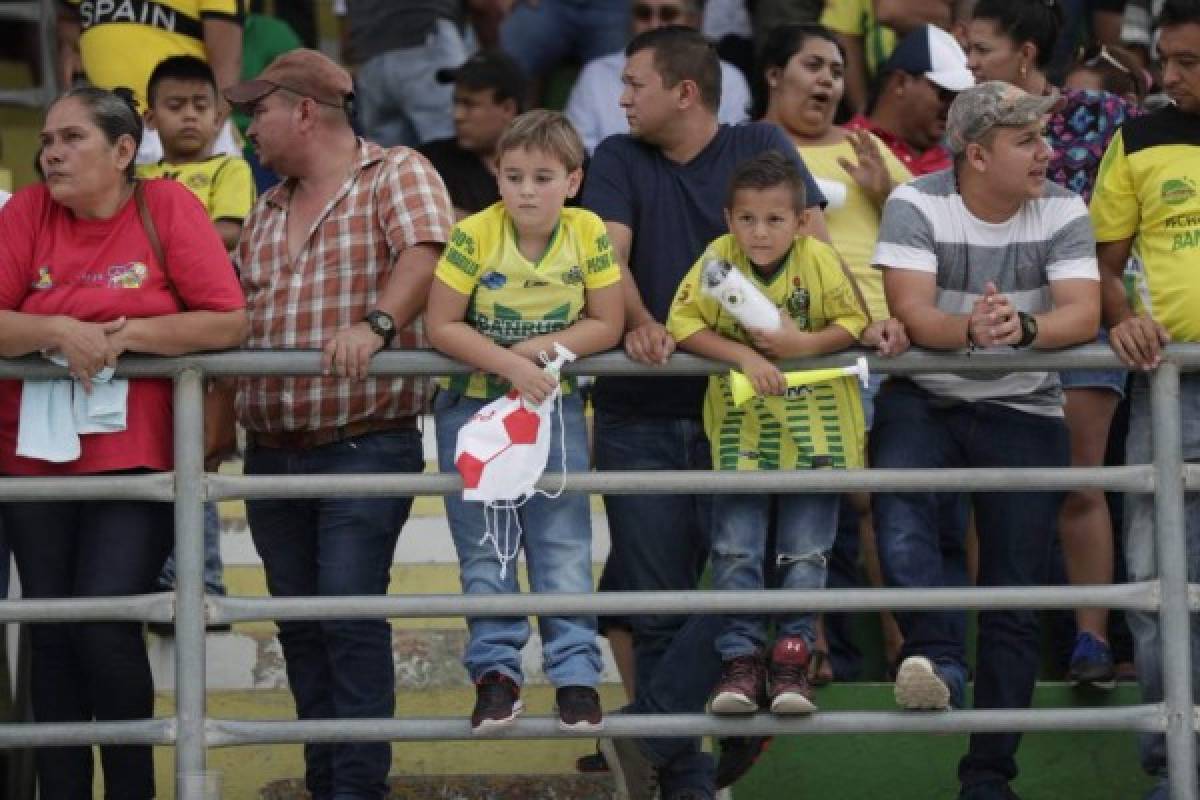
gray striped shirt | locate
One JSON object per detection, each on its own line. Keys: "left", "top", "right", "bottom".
{"left": 873, "top": 170, "right": 1099, "bottom": 416}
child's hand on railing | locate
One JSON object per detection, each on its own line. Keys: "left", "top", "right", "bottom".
{"left": 739, "top": 353, "right": 787, "bottom": 396}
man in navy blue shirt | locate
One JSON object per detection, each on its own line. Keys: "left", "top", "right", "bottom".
{"left": 582, "top": 25, "right": 897, "bottom": 800}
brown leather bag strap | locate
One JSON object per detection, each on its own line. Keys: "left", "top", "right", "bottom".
{"left": 133, "top": 181, "right": 184, "bottom": 309}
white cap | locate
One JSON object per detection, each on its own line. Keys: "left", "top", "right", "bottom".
{"left": 884, "top": 24, "right": 975, "bottom": 92}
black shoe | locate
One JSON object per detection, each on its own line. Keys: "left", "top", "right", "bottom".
{"left": 575, "top": 745, "right": 609, "bottom": 773}
{"left": 716, "top": 735, "right": 772, "bottom": 789}
{"left": 958, "top": 781, "right": 1022, "bottom": 799}
{"left": 556, "top": 685, "right": 604, "bottom": 732}
{"left": 471, "top": 671, "right": 523, "bottom": 735}
{"left": 598, "top": 737, "right": 659, "bottom": 800}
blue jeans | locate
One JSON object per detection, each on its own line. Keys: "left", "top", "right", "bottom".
{"left": 2, "top": 491, "right": 173, "bottom": 800}
{"left": 593, "top": 409, "right": 717, "bottom": 794}
{"left": 1125, "top": 373, "right": 1200, "bottom": 790}
{"left": 157, "top": 501, "right": 225, "bottom": 595}
{"left": 244, "top": 428, "right": 424, "bottom": 800}
{"left": 433, "top": 389, "right": 602, "bottom": 687}
{"left": 500, "top": 0, "right": 630, "bottom": 77}
{"left": 869, "top": 379, "right": 1069, "bottom": 789}
{"left": 712, "top": 493, "right": 840, "bottom": 657}
{"left": 354, "top": 18, "right": 466, "bottom": 147}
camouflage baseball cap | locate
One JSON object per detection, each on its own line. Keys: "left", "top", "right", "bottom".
{"left": 944, "top": 81, "right": 1061, "bottom": 155}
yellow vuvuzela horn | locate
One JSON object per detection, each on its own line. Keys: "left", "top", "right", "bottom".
{"left": 729, "top": 356, "right": 870, "bottom": 407}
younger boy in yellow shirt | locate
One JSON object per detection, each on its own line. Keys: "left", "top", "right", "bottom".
{"left": 137, "top": 54, "right": 253, "bottom": 609}
{"left": 668, "top": 150, "right": 868, "bottom": 715}
{"left": 139, "top": 55, "right": 255, "bottom": 251}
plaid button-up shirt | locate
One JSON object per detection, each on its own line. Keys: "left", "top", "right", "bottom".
{"left": 235, "top": 139, "right": 453, "bottom": 432}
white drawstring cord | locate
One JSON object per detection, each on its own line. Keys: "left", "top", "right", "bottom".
{"left": 477, "top": 347, "right": 571, "bottom": 579}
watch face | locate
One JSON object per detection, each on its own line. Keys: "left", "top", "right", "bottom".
{"left": 371, "top": 312, "right": 394, "bottom": 332}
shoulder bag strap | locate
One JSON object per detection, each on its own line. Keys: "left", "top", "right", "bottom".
{"left": 133, "top": 181, "right": 185, "bottom": 310}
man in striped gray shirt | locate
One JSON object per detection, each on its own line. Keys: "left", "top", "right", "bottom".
{"left": 869, "top": 82, "right": 1101, "bottom": 800}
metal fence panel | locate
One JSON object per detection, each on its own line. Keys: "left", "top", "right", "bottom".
{"left": 0, "top": 346, "right": 1195, "bottom": 799}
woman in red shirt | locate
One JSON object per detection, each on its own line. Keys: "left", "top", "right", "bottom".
{"left": 0, "top": 88, "right": 247, "bottom": 799}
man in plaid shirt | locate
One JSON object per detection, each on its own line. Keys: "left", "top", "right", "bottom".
{"left": 227, "top": 50, "right": 453, "bottom": 798}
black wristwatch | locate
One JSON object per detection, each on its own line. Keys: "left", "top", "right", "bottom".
{"left": 364, "top": 310, "right": 397, "bottom": 348}
{"left": 1013, "top": 311, "right": 1038, "bottom": 349}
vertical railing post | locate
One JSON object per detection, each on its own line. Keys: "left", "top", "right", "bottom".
{"left": 1151, "top": 361, "right": 1198, "bottom": 799}
{"left": 173, "top": 368, "right": 208, "bottom": 799}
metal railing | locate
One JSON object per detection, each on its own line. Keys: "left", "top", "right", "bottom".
{"left": 0, "top": 1, "right": 58, "bottom": 108}
{"left": 0, "top": 344, "right": 1196, "bottom": 799}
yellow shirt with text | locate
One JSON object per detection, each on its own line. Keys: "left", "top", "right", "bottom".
{"left": 667, "top": 234, "right": 868, "bottom": 472}
{"left": 435, "top": 202, "right": 620, "bottom": 399}
{"left": 67, "top": 0, "right": 242, "bottom": 111}
{"left": 1091, "top": 106, "right": 1200, "bottom": 343}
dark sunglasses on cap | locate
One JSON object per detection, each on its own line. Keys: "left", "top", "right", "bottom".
{"left": 632, "top": 3, "right": 685, "bottom": 23}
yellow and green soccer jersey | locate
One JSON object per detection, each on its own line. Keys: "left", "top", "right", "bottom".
{"left": 667, "top": 234, "right": 869, "bottom": 472}
{"left": 435, "top": 202, "right": 620, "bottom": 399}
{"left": 1091, "top": 106, "right": 1200, "bottom": 343}
{"left": 138, "top": 155, "right": 255, "bottom": 224}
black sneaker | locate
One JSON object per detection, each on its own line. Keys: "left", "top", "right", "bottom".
{"left": 599, "top": 737, "right": 659, "bottom": 800}
{"left": 556, "top": 685, "right": 604, "bottom": 732}
{"left": 716, "top": 735, "right": 772, "bottom": 788}
{"left": 471, "top": 671, "right": 523, "bottom": 735}
{"left": 958, "top": 780, "right": 1022, "bottom": 799}
{"left": 575, "top": 744, "right": 609, "bottom": 773}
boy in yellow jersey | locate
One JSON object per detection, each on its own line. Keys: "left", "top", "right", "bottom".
{"left": 139, "top": 55, "right": 254, "bottom": 251}
{"left": 667, "top": 150, "right": 868, "bottom": 716}
{"left": 138, "top": 55, "right": 252, "bottom": 612}
{"left": 425, "top": 111, "right": 624, "bottom": 735}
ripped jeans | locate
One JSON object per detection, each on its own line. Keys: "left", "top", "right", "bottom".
{"left": 711, "top": 492, "right": 839, "bottom": 658}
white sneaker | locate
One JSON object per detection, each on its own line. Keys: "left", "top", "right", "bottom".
{"left": 894, "top": 655, "right": 952, "bottom": 710}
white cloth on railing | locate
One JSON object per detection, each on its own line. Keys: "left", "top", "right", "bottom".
{"left": 16, "top": 354, "right": 128, "bottom": 463}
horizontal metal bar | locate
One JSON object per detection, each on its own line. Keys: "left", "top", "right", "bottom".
{"left": 0, "top": 593, "right": 173, "bottom": 624}
{"left": 5, "top": 343, "right": 1200, "bottom": 380}
{"left": 211, "top": 582, "right": 1160, "bottom": 624}
{"left": 0, "top": 89, "right": 49, "bottom": 108}
{"left": 0, "top": 473, "right": 174, "bottom": 502}
{"left": 0, "top": 2, "right": 41, "bottom": 20}
{"left": 0, "top": 582, "right": 1163, "bottom": 625}
{"left": 206, "top": 706, "right": 1165, "bottom": 747}
{"left": 0, "top": 719, "right": 174, "bottom": 749}
{"left": 208, "top": 465, "right": 1154, "bottom": 501}
{"left": 1186, "top": 464, "right": 1200, "bottom": 491}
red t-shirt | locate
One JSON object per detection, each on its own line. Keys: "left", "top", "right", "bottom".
{"left": 0, "top": 179, "right": 245, "bottom": 475}
{"left": 846, "top": 114, "right": 951, "bottom": 176}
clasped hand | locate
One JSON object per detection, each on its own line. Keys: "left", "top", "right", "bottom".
{"left": 51, "top": 316, "right": 128, "bottom": 391}
{"left": 966, "top": 282, "right": 1020, "bottom": 348}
